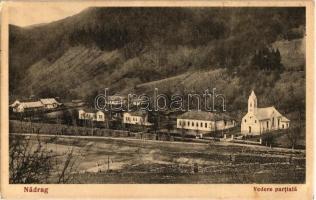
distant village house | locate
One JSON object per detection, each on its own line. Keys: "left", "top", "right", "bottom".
{"left": 40, "top": 98, "right": 62, "bottom": 109}
{"left": 241, "top": 91, "right": 290, "bottom": 135}
{"left": 78, "top": 109, "right": 105, "bottom": 122}
{"left": 106, "top": 95, "right": 127, "bottom": 107}
{"left": 10, "top": 98, "right": 62, "bottom": 113}
{"left": 123, "top": 111, "right": 152, "bottom": 126}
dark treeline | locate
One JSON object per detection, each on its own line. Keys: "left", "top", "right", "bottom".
{"left": 9, "top": 7, "right": 305, "bottom": 118}
{"left": 9, "top": 7, "right": 305, "bottom": 93}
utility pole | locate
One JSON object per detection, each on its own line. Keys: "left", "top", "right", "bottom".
{"left": 107, "top": 155, "right": 110, "bottom": 171}
{"left": 91, "top": 117, "right": 94, "bottom": 136}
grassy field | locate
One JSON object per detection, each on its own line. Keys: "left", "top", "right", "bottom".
{"left": 12, "top": 134, "right": 305, "bottom": 184}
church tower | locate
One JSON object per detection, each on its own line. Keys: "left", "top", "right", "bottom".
{"left": 248, "top": 90, "right": 257, "bottom": 113}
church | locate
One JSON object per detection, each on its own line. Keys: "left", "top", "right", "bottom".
{"left": 241, "top": 91, "right": 290, "bottom": 135}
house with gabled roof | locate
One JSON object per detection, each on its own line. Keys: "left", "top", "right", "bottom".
{"left": 78, "top": 108, "right": 106, "bottom": 122}
{"left": 40, "top": 98, "right": 62, "bottom": 109}
{"left": 176, "top": 110, "right": 236, "bottom": 134}
{"left": 10, "top": 98, "right": 62, "bottom": 113}
{"left": 11, "top": 101, "right": 44, "bottom": 113}
{"left": 241, "top": 91, "right": 290, "bottom": 135}
{"left": 106, "top": 95, "right": 127, "bottom": 107}
{"left": 123, "top": 110, "right": 152, "bottom": 126}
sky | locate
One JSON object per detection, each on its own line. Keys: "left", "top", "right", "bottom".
{"left": 9, "top": 5, "right": 89, "bottom": 27}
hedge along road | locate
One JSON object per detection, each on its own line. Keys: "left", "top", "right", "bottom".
{"left": 10, "top": 132, "right": 306, "bottom": 154}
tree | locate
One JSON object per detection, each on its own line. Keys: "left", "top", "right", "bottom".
{"left": 166, "top": 116, "right": 173, "bottom": 137}
{"left": 262, "top": 132, "right": 275, "bottom": 148}
{"left": 62, "top": 109, "right": 78, "bottom": 126}
{"left": 287, "top": 126, "right": 301, "bottom": 149}
{"left": 9, "top": 134, "right": 84, "bottom": 184}
{"left": 152, "top": 111, "right": 160, "bottom": 134}
{"left": 9, "top": 134, "right": 54, "bottom": 183}
{"left": 140, "top": 118, "right": 146, "bottom": 133}
{"left": 251, "top": 47, "right": 283, "bottom": 71}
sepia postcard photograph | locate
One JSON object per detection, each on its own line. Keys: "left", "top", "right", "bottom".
{"left": 0, "top": 0, "right": 314, "bottom": 199}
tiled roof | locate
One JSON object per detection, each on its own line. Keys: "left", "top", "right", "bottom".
{"left": 108, "top": 95, "right": 127, "bottom": 101}
{"left": 79, "top": 108, "right": 104, "bottom": 113}
{"left": 178, "top": 111, "right": 233, "bottom": 121}
{"left": 20, "top": 101, "right": 44, "bottom": 108}
{"left": 40, "top": 98, "right": 61, "bottom": 105}
{"left": 126, "top": 110, "right": 147, "bottom": 117}
{"left": 256, "top": 106, "right": 282, "bottom": 120}
{"left": 10, "top": 100, "right": 20, "bottom": 107}
{"left": 281, "top": 116, "right": 290, "bottom": 122}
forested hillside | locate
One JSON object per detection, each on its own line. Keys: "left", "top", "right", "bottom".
{"left": 9, "top": 7, "right": 305, "bottom": 117}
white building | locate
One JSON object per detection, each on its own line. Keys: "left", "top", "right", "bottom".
{"left": 11, "top": 101, "right": 44, "bottom": 113}
{"left": 106, "top": 95, "right": 127, "bottom": 106}
{"left": 10, "top": 98, "right": 61, "bottom": 112}
{"left": 123, "top": 111, "right": 152, "bottom": 126}
{"left": 176, "top": 111, "right": 236, "bottom": 133}
{"left": 241, "top": 91, "right": 290, "bottom": 135}
{"left": 78, "top": 109, "right": 105, "bottom": 122}
{"left": 40, "top": 98, "right": 62, "bottom": 109}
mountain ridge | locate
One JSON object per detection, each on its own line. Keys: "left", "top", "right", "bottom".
{"left": 9, "top": 7, "right": 305, "bottom": 114}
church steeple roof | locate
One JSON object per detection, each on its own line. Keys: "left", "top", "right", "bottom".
{"left": 250, "top": 90, "right": 256, "bottom": 98}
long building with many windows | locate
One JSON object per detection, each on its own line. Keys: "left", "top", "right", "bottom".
{"left": 176, "top": 111, "right": 236, "bottom": 134}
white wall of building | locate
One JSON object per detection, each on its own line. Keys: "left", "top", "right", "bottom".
{"left": 241, "top": 113, "right": 261, "bottom": 135}
{"left": 96, "top": 111, "right": 105, "bottom": 122}
{"left": 241, "top": 112, "right": 290, "bottom": 135}
{"left": 123, "top": 112, "right": 151, "bottom": 126}
{"left": 177, "top": 118, "right": 235, "bottom": 132}
{"left": 78, "top": 110, "right": 105, "bottom": 122}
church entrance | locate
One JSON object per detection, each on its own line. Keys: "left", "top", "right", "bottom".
{"left": 248, "top": 126, "right": 251, "bottom": 133}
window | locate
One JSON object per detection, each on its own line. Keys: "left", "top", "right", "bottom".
{"left": 205, "top": 123, "right": 207, "bottom": 128}
{"left": 266, "top": 121, "right": 269, "bottom": 128}
{"left": 255, "top": 120, "right": 257, "bottom": 123}
{"left": 196, "top": 122, "right": 199, "bottom": 127}
{"left": 99, "top": 115, "right": 103, "bottom": 119}
{"left": 244, "top": 119, "right": 246, "bottom": 123}
{"left": 200, "top": 122, "right": 203, "bottom": 127}
{"left": 187, "top": 121, "right": 190, "bottom": 126}
{"left": 192, "top": 122, "right": 194, "bottom": 126}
